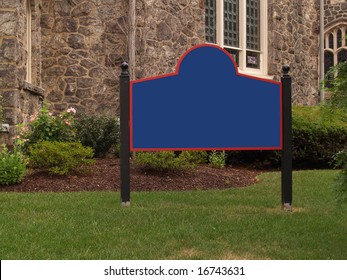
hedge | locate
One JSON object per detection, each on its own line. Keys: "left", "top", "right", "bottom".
{"left": 227, "top": 106, "right": 347, "bottom": 169}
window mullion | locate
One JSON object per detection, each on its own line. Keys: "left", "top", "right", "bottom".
{"left": 216, "top": 0, "right": 224, "bottom": 46}
{"left": 239, "top": 0, "right": 246, "bottom": 70}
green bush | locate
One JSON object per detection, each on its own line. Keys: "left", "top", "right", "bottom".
{"left": 333, "top": 150, "right": 347, "bottom": 204}
{"left": 0, "top": 145, "right": 26, "bottom": 186}
{"left": 179, "top": 151, "right": 208, "bottom": 165}
{"left": 74, "top": 114, "right": 120, "bottom": 158}
{"left": 226, "top": 106, "right": 347, "bottom": 169}
{"left": 29, "top": 141, "right": 95, "bottom": 175}
{"left": 18, "top": 106, "right": 77, "bottom": 154}
{"left": 323, "top": 60, "right": 347, "bottom": 203}
{"left": 135, "top": 151, "right": 193, "bottom": 173}
{"left": 209, "top": 150, "right": 226, "bottom": 168}
{"left": 292, "top": 106, "right": 347, "bottom": 168}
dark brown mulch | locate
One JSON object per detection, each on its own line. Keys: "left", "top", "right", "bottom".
{"left": 0, "top": 158, "right": 261, "bottom": 192}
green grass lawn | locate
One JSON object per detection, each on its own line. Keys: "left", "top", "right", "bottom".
{"left": 0, "top": 170, "right": 346, "bottom": 260}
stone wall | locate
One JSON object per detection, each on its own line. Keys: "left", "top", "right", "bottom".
{"left": 268, "top": 0, "right": 320, "bottom": 105}
{"left": 0, "top": 0, "right": 43, "bottom": 146}
{"left": 134, "top": 0, "right": 205, "bottom": 79}
{"left": 40, "top": 0, "right": 128, "bottom": 116}
{"left": 40, "top": 0, "right": 205, "bottom": 116}
{"left": 325, "top": 0, "right": 347, "bottom": 27}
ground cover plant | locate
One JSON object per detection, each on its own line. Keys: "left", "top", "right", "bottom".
{"left": 0, "top": 170, "right": 345, "bottom": 260}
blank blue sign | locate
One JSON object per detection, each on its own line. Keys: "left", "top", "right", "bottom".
{"left": 130, "top": 44, "right": 282, "bottom": 151}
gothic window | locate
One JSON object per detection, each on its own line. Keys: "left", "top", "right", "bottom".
{"left": 25, "top": 0, "right": 32, "bottom": 83}
{"left": 324, "top": 24, "right": 347, "bottom": 75}
{"left": 205, "top": 0, "right": 268, "bottom": 76}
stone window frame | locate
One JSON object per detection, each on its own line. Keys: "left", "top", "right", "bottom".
{"left": 205, "top": 0, "right": 269, "bottom": 77}
{"left": 324, "top": 22, "right": 347, "bottom": 76}
{"left": 25, "top": 0, "right": 32, "bottom": 83}
{"left": 330, "top": 0, "right": 346, "bottom": 4}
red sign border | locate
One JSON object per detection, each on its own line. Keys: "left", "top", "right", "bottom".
{"left": 130, "top": 44, "right": 283, "bottom": 152}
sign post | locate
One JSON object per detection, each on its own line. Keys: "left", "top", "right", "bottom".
{"left": 120, "top": 62, "right": 130, "bottom": 207}
{"left": 120, "top": 45, "right": 293, "bottom": 210}
{"left": 281, "top": 65, "right": 293, "bottom": 211}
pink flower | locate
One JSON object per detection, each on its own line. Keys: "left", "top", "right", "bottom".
{"left": 29, "top": 114, "right": 37, "bottom": 122}
{"left": 65, "top": 121, "right": 71, "bottom": 126}
{"left": 67, "top": 107, "right": 76, "bottom": 114}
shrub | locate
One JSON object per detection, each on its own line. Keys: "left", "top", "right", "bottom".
{"left": 226, "top": 106, "right": 347, "bottom": 169}
{"left": 74, "top": 114, "right": 120, "bottom": 158}
{"left": 135, "top": 151, "right": 193, "bottom": 173}
{"left": 333, "top": 150, "right": 347, "bottom": 204}
{"left": 18, "top": 106, "right": 77, "bottom": 154}
{"left": 0, "top": 144, "right": 26, "bottom": 186}
{"left": 209, "top": 150, "right": 226, "bottom": 168}
{"left": 324, "top": 60, "right": 347, "bottom": 203}
{"left": 179, "top": 151, "right": 208, "bottom": 165}
{"left": 29, "top": 141, "right": 95, "bottom": 175}
{"left": 292, "top": 108, "right": 347, "bottom": 168}
{"left": 323, "top": 60, "right": 347, "bottom": 113}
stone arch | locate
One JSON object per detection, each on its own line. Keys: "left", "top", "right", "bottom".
{"left": 325, "top": 19, "right": 347, "bottom": 34}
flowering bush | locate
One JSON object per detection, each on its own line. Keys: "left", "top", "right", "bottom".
{"left": 18, "top": 106, "right": 77, "bottom": 154}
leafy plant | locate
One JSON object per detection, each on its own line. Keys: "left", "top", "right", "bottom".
{"left": 209, "top": 151, "right": 226, "bottom": 168}
{"left": 323, "top": 60, "right": 347, "bottom": 113}
{"left": 74, "top": 114, "right": 120, "bottom": 158}
{"left": 323, "top": 59, "right": 347, "bottom": 204}
{"left": 18, "top": 106, "right": 77, "bottom": 154}
{"left": 0, "top": 144, "right": 26, "bottom": 186}
{"left": 179, "top": 151, "right": 208, "bottom": 165}
{"left": 226, "top": 106, "right": 347, "bottom": 169}
{"left": 135, "top": 151, "right": 193, "bottom": 173}
{"left": 333, "top": 150, "right": 347, "bottom": 204}
{"left": 29, "top": 141, "right": 95, "bottom": 175}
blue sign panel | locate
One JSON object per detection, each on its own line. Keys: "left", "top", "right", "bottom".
{"left": 130, "top": 44, "right": 282, "bottom": 151}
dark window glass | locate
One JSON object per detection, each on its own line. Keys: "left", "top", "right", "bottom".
{"left": 246, "top": 0, "right": 260, "bottom": 51}
{"left": 225, "top": 48, "right": 239, "bottom": 66}
{"left": 337, "top": 49, "right": 347, "bottom": 63}
{"left": 206, "top": 0, "right": 216, "bottom": 43}
{"left": 337, "top": 29, "right": 342, "bottom": 48}
{"left": 224, "top": 0, "right": 239, "bottom": 47}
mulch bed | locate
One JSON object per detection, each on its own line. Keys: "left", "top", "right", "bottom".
{"left": 0, "top": 158, "right": 261, "bottom": 192}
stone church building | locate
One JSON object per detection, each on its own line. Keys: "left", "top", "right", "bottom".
{"left": 0, "top": 0, "right": 347, "bottom": 144}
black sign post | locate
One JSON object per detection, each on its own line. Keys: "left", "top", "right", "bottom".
{"left": 119, "top": 57, "right": 293, "bottom": 210}
{"left": 120, "top": 62, "right": 130, "bottom": 207}
{"left": 281, "top": 65, "right": 293, "bottom": 211}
